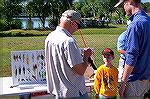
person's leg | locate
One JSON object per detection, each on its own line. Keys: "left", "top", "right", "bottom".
{"left": 19, "top": 93, "right": 31, "bottom": 99}
{"left": 99, "top": 95, "right": 107, "bottom": 99}
{"left": 144, "top": 81, "right": 150, "bottom": 99}
{"left": 99, "top": 95, "right": 116, "bottom": 99}
{"left": 144, "top": 90, "right": 150, "bottom": 99}
{"left": 78, "top": 93, "right": 89, "bottom": 99}
{"left": 63, "top": 93, "right": 89, "bottom": 99}
{"left": 124, "top": 80, "right": 150, "bottom": 98}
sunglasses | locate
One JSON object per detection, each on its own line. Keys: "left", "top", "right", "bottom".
{"left": 74, "top": 21, "right": 81, "bottom": 29}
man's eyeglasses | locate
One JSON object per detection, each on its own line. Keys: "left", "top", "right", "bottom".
{"left": 74, "top": 21, "right": 81, "bottom": 29}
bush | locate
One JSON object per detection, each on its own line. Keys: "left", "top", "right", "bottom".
{"left": 48, "top": 19, "right": 58, "bottom": 30}
{"left": 0, "top": 18, "right": 22, "bottom": 31}
{"left": 10, "top": 19, "right": 22, "bottom": 29}
{"left": 0, "top": 19, "right": 9, "bottom": 31}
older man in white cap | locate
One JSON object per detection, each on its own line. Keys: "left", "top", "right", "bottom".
{"left": 115, "top": 0, "right": 150, "bottom": 98}
{"left": 45, "top": 10, "right": 92, "bottom": 99}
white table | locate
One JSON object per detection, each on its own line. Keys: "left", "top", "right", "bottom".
{"left": 0, "top": 77, "right": 94, "bottom": 97}
{"left": 0, "top": 68, "right": 122, "bottom": 97}
{"left": 0, "top": 77, "right": 47, "bottom": 96}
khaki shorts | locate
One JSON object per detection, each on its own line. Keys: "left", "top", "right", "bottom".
{"left": 125, "top": 80, "right": 150, "bottom": 98}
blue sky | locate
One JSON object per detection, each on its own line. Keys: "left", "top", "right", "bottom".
{"left": 142, "top": 0, "right": 150, "bottom": 3}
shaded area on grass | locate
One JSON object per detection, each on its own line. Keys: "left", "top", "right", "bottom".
{"left": 0, "top": 29, "right": 51, "bottom": 37}
{"left": 0, "top": 25, "right": 126, "bottom": 37}
{"left": 0, "top": 32, "right": 46, "bottom": 37}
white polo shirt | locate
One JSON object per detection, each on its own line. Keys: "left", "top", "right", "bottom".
{"left": 45, "top": 26, "right": 87, "bottom": 98}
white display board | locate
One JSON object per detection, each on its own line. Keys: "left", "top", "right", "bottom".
{"left": 11, "top": 48, "right": 95, "bottom": 86}
{"left": 11, "top": 50, "right": 46, "bottom": 85}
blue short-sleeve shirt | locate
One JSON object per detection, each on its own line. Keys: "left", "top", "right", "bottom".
{"left": 117, "top": 31, "right": 128, "bottom": 59}
{"left": 125, "top": 10, "right": 150, "bottom": 81}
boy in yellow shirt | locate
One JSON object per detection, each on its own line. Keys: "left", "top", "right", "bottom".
{"left": 94, "top": 48, "right": 118, "bottom": 99}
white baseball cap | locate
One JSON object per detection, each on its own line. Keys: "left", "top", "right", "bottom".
{"left": 61, "top": 10, "right": 84, "bottom": 26}
{"left": 62, "top": 10, "right": 82, "bottom": 21}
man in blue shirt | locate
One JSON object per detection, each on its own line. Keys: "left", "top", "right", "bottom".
{"left": 115, "top": 0, "right": 150, "bottom": 98}
{"left": 117, "top": 30, "right": 127, "bottom": 79}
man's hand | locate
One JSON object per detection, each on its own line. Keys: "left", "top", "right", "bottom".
{"left": 119, "top": 81, "right": 126, "bottom": 96}
{"left": 83, "top": 48, "right": 93, "bottom": 58}
{"left": 119, "top": 64, "right": 134, "bottom": 97}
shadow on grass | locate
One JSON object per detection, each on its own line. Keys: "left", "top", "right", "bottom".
{"left": 0, "top": 32, "right": 48, "bottom": 37}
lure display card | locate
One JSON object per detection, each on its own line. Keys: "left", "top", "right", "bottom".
{"left": 11, "top": 48, "right": 95, "bottom": 86}
{"left": 11, "top": 50, "right": 46, "bottom": 85}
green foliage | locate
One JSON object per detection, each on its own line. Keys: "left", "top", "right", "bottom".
{"left": 26, "top": 0, "right": 51, "bottom": 29}
{"left": 0, "top": 18, "right": 9, "bottom": 31}
{"left": 11, "top": 19, "right": 22, "bottom": 29}
{"left": 1, "top": 0, "right": 23, "bottom": 19}
{"left": 25, "top": 0, "right": 72, "bottom": 29}
{"left": 26, "top": 18, "right": 33, "bottom": 30}
{"left": 141, "top": 2, "right": 150, "bottom": 12}
{"left": 0, "top": 0, "right": 23, "bottom": 31}
{"left": 49, "top": 18, "right": 58, "bottom": 27}
{"left": 0, "top": 19, "right": 22, "bottom": 31}
{"left": 81, "top": 3, "right": 92, "bottom": 17}
{"left": 73, "top": 0, "right": 119, "bottom": 20}
{"left": 73, "top": 2, "right": 83, "bottom": 10}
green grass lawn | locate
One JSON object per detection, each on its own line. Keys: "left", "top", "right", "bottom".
{"left": 0, "top": 25, "right": 126, "bottom": 77}
{"left": 1, "top": 25, "right": 150, "bottom": 98}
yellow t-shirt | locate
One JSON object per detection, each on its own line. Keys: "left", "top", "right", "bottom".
{"left": 94, "top": 65, "right": 118, "bottom": 97}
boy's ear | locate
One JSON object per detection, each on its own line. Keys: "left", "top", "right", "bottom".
{"left": 112, "top": 56, "right": 115, "bottom": 60}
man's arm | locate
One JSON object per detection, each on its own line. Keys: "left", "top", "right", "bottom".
{"left": 72, "top": 48, "right": 92, "bottom": 75}
{"left": 119, "top": 64, "right": 134, "bottom": 96}
{"left": 118, "top": 50, "right": 126, "bottom": 54}
{"left": 72, "top": 61, "right": 88, "bottom": 75}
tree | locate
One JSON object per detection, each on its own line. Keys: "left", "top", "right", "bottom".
{"left": 50, "top": 0, "right": 73, "bottom": 25}
{"left": 75, "top": 0, "right": 118, "bottom": 20}
{"left": 26, "top": 0, "right": 51, "bottom": 29}
{"left": 141, "top": 2, "right": 150, "bottom": 13}
{"left": 97, "top": 0, "right": 118, "bottom": 20}
{"left": 84, "top": 0, "right": 97, "bottom": 17}
{"left": 0, "top": 0, "right": 4, "bottom": 18}
{"left": 1, "top": 0, "right": 23, "bottom": 19}
{"left": 0, "top": 0, "right": 23, "bottom": 30}
{"left": 25, "top": 0, "right": 73, "bottom": 29}
{"left": 81, "top": 3, "right": 92, "bottom": 18}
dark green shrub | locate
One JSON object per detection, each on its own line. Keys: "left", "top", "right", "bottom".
{"left": 0, "top": 19, "right": 9, "bottom": 31}
{"left": 0, "top": 19, "right": 22, "bottom": 31}
{"left": 49, "top": 19, "right": 58, "bottom": 30}
{"left": 0, "top": 32, "right": 12, "bottom": 37}
{"left": 10, "top": 19, "right": 22, "bottom": 29}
